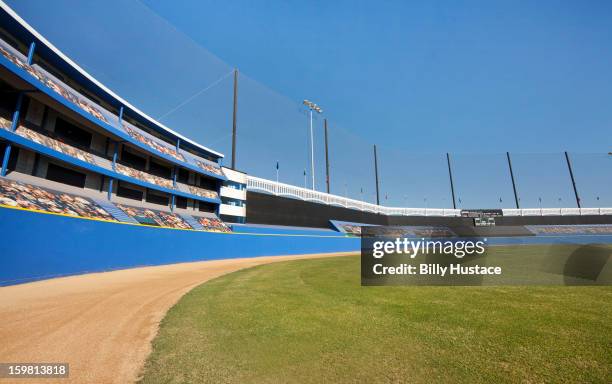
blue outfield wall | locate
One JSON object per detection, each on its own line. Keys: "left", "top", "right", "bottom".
{"left": 0, "top": 208, "right": 359, "bottom": 286}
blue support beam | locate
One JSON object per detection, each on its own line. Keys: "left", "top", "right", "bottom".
{"left": 118, "top": 105, "right": 124, "bottom": 126}
{"left": 171, "top": 166, "right": 178, "bottom": 211}
{"left": 108, "top": 178, "right": 114, "bottom": 201}
{"left": 176, "top": 138, "right": 181, "bottom": 152}
{"left": 10, "top": 93, "right": 24, "bottom": 132}
{"left": 2, "top": 91, "right": 25, "bottom": 176}
{"left": 27, "top": 42, "right": 36, "bottom": 65}
{"left": 109, "top": 141, "right": 118, "bottom": 199}
{"left": 112, "top": 141, "right": 119, "bottom": 171}
{"left": 1, "top": 145, "right": 11, "bottom": 177}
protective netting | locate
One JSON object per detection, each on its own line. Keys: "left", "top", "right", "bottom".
{"left": 570, "top": 153, "right": 612, "bottom": 208}
{"left": 7, "top": 0, "right": 610, "bottom": 208}
{"left": 450, "top": 153, "right": 514, "bottom": 209}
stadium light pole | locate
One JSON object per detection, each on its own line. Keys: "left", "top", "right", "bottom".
{"left": 324, "top": 118, "right": 330, "bottom": 194}
{"left": 303, "top": 100, "right": 322, "bottom": 190}
{"left": 231, "top": 68, "right": 238, "bottom": 170}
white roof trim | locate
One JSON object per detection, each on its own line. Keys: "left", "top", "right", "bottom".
{"left": 0, "top": 0, "right": 224, "bottom": 158}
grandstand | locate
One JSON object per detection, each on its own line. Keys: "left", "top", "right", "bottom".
{"left": 0, "top": 2, "right": 242, "bottom": 226}
{"left": 0, "top": 0, "right": 610, "bottom": 235}
{"left": 0, "top": 0, "right": 254, "bottom": 232}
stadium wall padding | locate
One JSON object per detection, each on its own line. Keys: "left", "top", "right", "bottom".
{"left": 247, "top": 192, "right": 612, "bottom": 228}
{"left": 0, "top": 207, "right": 359, "bottom": 286}
{"left": 246, "top": 191, "right": 388, "bottom": 228}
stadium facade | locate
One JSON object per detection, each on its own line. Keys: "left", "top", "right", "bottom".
{"left": 0, "top": 2, "right": 610, "bottom": 285}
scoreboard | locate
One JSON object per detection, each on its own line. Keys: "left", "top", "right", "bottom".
{"left": 461, "top": 209, "right": 502, "bottom": 227}
{"left": 474, "top": 217, "right": 496, "bottom": 227}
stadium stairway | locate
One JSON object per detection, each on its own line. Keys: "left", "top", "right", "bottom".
{"left": 93, "top": 198, "right": 140, "bottom": 224}
{"left": 179, "top": 214, "right": 204, "bottom": 230}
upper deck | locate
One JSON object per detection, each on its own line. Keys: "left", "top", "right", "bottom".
{"left": 0, "top": 1, "right": 226, "bottom": 180}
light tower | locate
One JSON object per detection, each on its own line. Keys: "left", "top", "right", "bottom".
{"left": 303, "top": 99, "right": 322, "bottom": 190}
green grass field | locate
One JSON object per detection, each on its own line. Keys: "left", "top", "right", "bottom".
{"left": 140, "top": 248, "right": 612, "bottom": 383}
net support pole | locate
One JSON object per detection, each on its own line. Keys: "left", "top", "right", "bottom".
{"left": 374, "top": 144, "right": 380, "bottom": 205}
{"left": 324, "top": 118, "right": 330, "bottom": 194}
{"left": 564, "top": 151, "right": 581, "bottom": 208}
{"left": 506, "top": 152, "right": 520, "bottom": 209}
{"left": 446, "top": 152, "right": 457, "bottom": 209}
{"left": 231, "top": 68, "right": 238, "bottom": 170}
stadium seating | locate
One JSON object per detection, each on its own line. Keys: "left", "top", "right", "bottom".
{"left": 196, "top": 216, "right": 231, "bottom": 233}
{"left": 0, "top": 178, "right": 115, "bottom": 221}
{"left": 122, "top": 123, "right": 225, "bottom": 178}
{"left": 122, "top": 123, "right": 185, "bottom": 162}
{"left": 0, "top": 117, "right": 220, "bottom": 199}
{"left": 114, "top": 163, "right": 174, "bottom": 189}
{"left": 184, "top": 184, "right": 218, "bottom": 199}
{"left": 194, "top": 159, "right": 225, "bottom": 177}
{"left": 0, "top": 177, "right": 230, "bottom": 232}
{"left": 115, "top": 204, "right": 192, "bottom": 229}
{"left": 0, "top": 44, "right": 110, "bottom": 124}
{"left": 526, "top": 225, "right": 612, "bottom": 235}
{"left": 330, "top": 220, "right": 458, "bottom": 237}
{"left": 339, "top": 223, "right": 362, "bottom": 236}
{"left": 1, "top": 117, "right": 98, "bottom": 165}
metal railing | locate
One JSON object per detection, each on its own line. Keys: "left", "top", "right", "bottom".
{"left": 246, "top": 175, "right": 612, "bottom": 217}
{"left": 502, "top": 207, "right": 612, "bottom": 216}
{"left": 246, "top": 176, "right": 461, "bottom": 217}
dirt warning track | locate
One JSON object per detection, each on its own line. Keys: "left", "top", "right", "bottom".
{"left": 0, "top": 253, "right": 354, "bottom": 383}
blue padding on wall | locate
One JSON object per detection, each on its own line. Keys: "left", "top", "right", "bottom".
{"left": 0, "top": 208, "right": 359, "bottom": 286}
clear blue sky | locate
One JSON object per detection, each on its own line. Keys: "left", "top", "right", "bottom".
{"left": 142, "top": 0, "right": 612, "bottom": 152}
{"left": 5, "top": 0, "right": 612, "bottom": 207}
